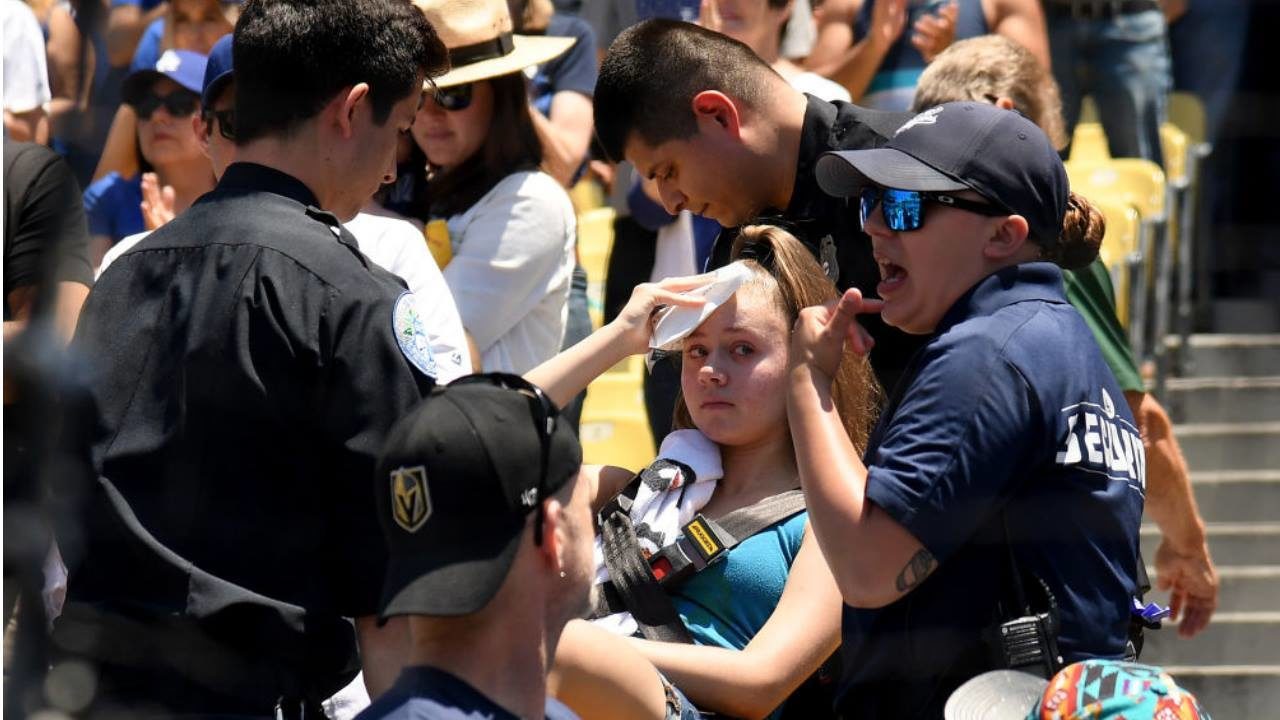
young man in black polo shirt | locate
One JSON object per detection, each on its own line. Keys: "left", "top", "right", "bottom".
{"left": 56, "top": 1, "right": 450, "bottom": 716}
{"left": 594, "top": 19, "right": 919, "bottom": 392}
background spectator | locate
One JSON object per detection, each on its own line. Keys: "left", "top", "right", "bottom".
{"left": 807, "top": 0, "right": 1049, "bottom": 109}
{"left": 408, "top": 0, "right": 578, "bottom": 375}
{"left": 82, "top": 49, "right": 214, "bottom": 267}
{"left": 46, "top": 0, "right": 120, "bottom": 187}
{"left": 1043, "top": 0, "right": 1170, "bottom": 164}
{"left": 3, "top": 0, "right": 53, "bottom": 145}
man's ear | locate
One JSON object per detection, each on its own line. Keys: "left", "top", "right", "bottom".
{"left": 537, "top": 497, "right": 568, "bottom": 575}
{"left": 993, "top": 96, "right": 1017, "bottom": 111}
{"left": 193, "top": 114, "right": 211, "bottom": 160}
{"left": 334, "top": 82, "right": 372, "bottom": 140}
{"left": 983, "top": 214, "right": 1032, "bottom": 261}
{"left": 691, "top": 90, "right": 743, "bottom": 141}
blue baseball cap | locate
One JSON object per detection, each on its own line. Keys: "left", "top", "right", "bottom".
{"left": 202, "top": 34, "right": 235, "bottom": 108}
{"left": 815, "top": 101, "right": 1069, "bottom": 247}
{"left": 122, "top": 49, "right": 209, "bottom": 107}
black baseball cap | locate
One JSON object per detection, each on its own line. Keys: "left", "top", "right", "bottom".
{"left": 816, "top": 101, "right": 1069, "bottom": 246}
{"left": 375, "top": 374, "right": 583, "bottom": 619}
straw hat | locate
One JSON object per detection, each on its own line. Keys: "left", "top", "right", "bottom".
{"left": 414, "top": 0, "right": 574, "bottom": 89}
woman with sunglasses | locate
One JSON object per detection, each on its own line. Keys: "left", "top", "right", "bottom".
{"left": 522, "top": 226, "right": 881, "bottom": 720}
{"left": 82, "top": 49, "right": 215, "bottom": 269}
{"left": 403, "top": 0, "right": 578, "bottom": 375}
{"left": 783, "top": 100, "right": 1145, "bottom": 718}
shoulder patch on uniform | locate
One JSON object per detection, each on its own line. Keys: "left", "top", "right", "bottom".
{"left": 392, "top": 292, "right": 439, "bottom": 379}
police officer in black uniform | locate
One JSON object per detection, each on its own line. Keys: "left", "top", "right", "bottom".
{"left": 54, "top": 1, "right": 450, "bottom": 716}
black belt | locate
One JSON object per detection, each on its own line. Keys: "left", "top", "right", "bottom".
{"left": 1043, "top": 0, "right": 1159, "bottom": 18}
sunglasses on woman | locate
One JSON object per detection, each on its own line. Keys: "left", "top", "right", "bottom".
{"left": 133, "top": 89, "right": 201, "bottom": 120}
{"left": 448, "top": 372, "right": 558, "bottom": 545}
{"left": 858, "top": 187, "right": 1007, "bottom": 233}
{"left": 432, "top": 83, "right": 474, "bottom": 112}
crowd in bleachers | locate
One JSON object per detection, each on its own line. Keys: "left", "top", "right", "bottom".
{"left": 2, "top": 0, "right": 1248, "bottom": 717}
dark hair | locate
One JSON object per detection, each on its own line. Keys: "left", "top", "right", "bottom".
{"left": 672, "top": 225, "right": 881, "bottom": 453}
{"left": 595, "top": 19, "right": 776, "bottom": 162}
{"left": 232, "top": 0, "right": 448, "bottom": 144}
{"left": 1041, "top": 191, "right": 1105, "bottom": 270}
{"left": 420, "top": 73, "right": 543, "bottom": 219}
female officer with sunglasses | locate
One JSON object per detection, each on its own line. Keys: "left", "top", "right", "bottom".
{"left": 782, "top": 101, "right": 1145, "bottom": 718}
{"left": 81, "top": 49, "right": 215, "bottom": 269}
{"left": 404, "top": 0, "right": 578, "bottom": 376}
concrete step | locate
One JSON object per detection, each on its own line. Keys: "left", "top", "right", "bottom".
{"left": 1161, "top": 666, "right": 1280, "bottom": 719}
{"left": 1188, "top": 471, "right": 1280, "bottom": 524}
{"left": 1140, "top": 611, "right": 1280, "bottom": 666}
{"left": 1164, "top": 376, "right": 1280, "bottom": 424}
{"left": 1210, "top": 299, "right": 1280, "bottom": 335}
{"left": 1167, "top": 334, "right": 1280, "bottom": 378}
{"left": 1175, "top": 422, "right": 1280, "bottom": 472}
{"left": 1141, "top": 522, "right": 1280, "bottom": 568}
{"left": 1145, "top": 565, "right": 1280, "bottom": 613}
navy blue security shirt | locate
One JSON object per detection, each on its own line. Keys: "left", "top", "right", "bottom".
{"left": 356, "top": 666, "right": 580, "bottom": 720}
{"left": 836, "top": 263, "right": 1145, "bottom": 718}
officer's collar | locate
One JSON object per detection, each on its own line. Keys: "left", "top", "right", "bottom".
{"left": 782, "top": 94, "right": 839, "bottom": 222}
{"left": 935, "top": 262, "right": 1068, "bottom": 335}
{"left": 218, "top": 162, "right": 322, "bottom": 209}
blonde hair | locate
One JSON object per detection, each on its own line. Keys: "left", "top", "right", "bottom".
{"left": 672, "top": 225, "right": 881, "bottom": 453}
{"left": 913, "top": 35, "right": 1068, "bottom": 151}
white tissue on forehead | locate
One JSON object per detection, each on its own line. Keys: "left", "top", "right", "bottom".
{"left": 649, "top": 261, "right": 756, "bottom": 351}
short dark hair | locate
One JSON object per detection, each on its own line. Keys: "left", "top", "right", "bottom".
{"left": 594, "top": 19, "right": 775, "bottom": 162}
{"left": 232, "top": 0, "right": 448, "bottom": 145}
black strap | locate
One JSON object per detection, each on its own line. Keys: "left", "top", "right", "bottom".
{"left": 593, "top": 487, "right": 807, "bottom": 640}
{"left": 599, "top": 506, "right": 694, "bottom": 643}
{"left": 448, "top": 32, "right": 516, "bottom": 67}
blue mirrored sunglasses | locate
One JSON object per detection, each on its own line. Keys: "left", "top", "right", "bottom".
{"left": 858, "top": 187, "right": 1007, "bottom": 232}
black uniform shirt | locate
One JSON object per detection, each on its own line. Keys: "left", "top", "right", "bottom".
{"left": 709, "top": 95, "right": 924, "bottom": 394}
{"left": 64, "top": 163, "right": 437, "bottom": 706}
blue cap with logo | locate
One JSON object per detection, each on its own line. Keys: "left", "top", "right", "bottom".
{"left": 202, "top": 33, "right": 235, "bottom": 109}
{"left": 815, "top": 101, "right": 1069, "bottom": 247}
{"left": 122, "top": 49, "right": 209, "bottom": 107}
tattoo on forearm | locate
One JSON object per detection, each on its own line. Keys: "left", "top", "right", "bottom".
{"left": 895, "top": 548, "right": 937, "bottom": 593}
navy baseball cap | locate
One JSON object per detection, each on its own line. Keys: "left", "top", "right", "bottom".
{"left": 375, "top": 374, "right": 582, "bottom": 619}
{"left": 122, "top": 49, "right": 208, "bottom": 107}
{"left": 202, "top": 34, "right": 234, "bottom": 108}
{"left": 816, "top": 101, "right": 1069, "bottom": 246}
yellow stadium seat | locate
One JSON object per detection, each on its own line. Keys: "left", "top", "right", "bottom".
{"left": 577, "top": 207, "right": 617, "bottom": 330}
{"left": 1067, "top": 159, "right": 1167, "bottom": 358}
{"left": 1069, "top": 123, "right": 1110, "bottom": 163}
{"left": 580, "top": 352, "right": 653, "bottom": 469}
{"left": 1090, "top": 198, "right": 1142, "bottom": 329}
{"left": 1168, "top": 91, "right": 1207, "bottom": 146}
{"left": 568, "top": 177, "right": 606, "bottom": 215}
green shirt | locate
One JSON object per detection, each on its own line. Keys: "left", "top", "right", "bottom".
{"left": 1064, "top": 259, "right": 1144, "bottom": 392}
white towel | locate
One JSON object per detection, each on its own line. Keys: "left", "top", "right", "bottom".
{"left": 592, "top": 429, "right": 722, "bottom": 636}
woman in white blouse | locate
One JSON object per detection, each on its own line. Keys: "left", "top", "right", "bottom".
{"left": 408, "top": 0, "right": 578, "bottom": 374}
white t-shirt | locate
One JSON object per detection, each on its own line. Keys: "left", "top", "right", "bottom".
{"left": 790, "top": 72, "right": 852, "bottom": 104}
{"left": 443, "top": 170, "right": 576, "bottom": 374}
{"left": 99, "top": 210, "right": 472, "bottom": 383}
{"left": 2, "top": 0, "right": 51, "bottom": 114}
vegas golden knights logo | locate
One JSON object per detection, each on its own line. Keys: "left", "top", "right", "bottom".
{"left": 390, "top": 466, "right": 431, "bottom": 532}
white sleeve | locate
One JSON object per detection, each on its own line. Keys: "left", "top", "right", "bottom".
{"left": 2, "top": 2, "right": 52, "bottom": 112}
{"left": 345, "top": 214, "right": 473, "bottom": 383}
{"left": 400, "top": 239, "right": 472, "bottom": 383}
{"left": 443, "top": 173, "right": 574, "bottom": 353}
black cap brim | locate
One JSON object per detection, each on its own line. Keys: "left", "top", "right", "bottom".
{"left": 201, "top": 71, "right": 233, "bottom": 110}
{"left": 121, "top": 70, "right": 167, "bottom": 107}
{"left": 378, "top": 515, "right": 525, "bottom": 619}
{"left": 816, "top": 148, "right": 969, "bottom": 198}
